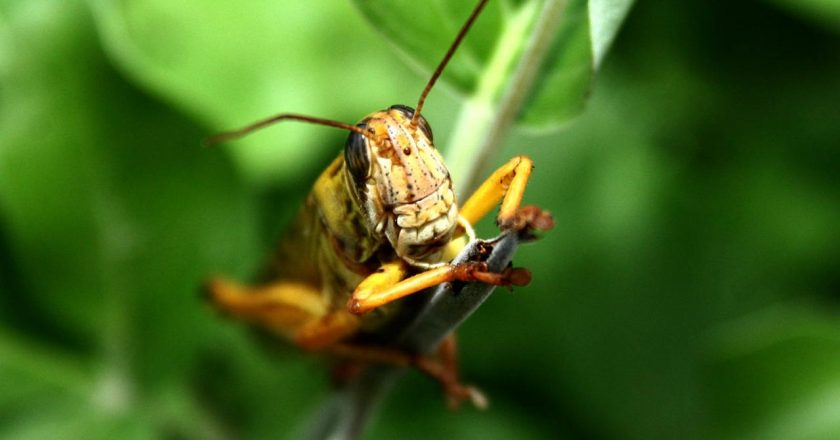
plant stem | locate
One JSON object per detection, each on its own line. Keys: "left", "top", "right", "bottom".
{"left": 447, "top": 0, "right": 569, "bottom": 196}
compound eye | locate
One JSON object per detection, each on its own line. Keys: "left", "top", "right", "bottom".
{"left": 344, "top": 124, "right": 371, "bottom": 182}
{"left": 389, "top": 104, "right": 434, "bottom": 143}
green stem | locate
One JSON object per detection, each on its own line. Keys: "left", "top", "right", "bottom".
{"left": 446, "top": 0, "right": 569, "bottom": 196}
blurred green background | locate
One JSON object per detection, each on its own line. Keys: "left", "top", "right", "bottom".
{"left": 2, "top": 0, "right": 839, "bottom": 439}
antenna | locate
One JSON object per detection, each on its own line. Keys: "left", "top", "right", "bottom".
{"left": 204, "top": 113, "right": 370, "bottom": 146}
{"left": 410, "top": 0, "right": 489, "bottom": 127}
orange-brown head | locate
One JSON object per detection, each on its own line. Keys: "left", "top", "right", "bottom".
{"left": 344, "top": 105, "right": 458, "bottom": 266}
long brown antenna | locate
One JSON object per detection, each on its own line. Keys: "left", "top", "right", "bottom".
{"left": 203, "top": 113, "right": 370, "bottom": 146}
{"left": 410, "top": 0, "right": 489, "bottom": 127}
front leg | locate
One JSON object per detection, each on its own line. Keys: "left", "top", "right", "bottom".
{"left": 347, "top": 261, "right": 530, "bottom": 315}
{"left": 459, "top": 156, "right": 553, "bottom": 231}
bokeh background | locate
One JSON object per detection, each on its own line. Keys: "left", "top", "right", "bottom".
{"left": 2, "top": 0, "right": 839, "bottom": 439}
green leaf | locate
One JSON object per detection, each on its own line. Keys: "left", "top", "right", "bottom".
{"left": 0, "top": 401, "right": 156, "bottom": 440}
{"left": 707, "top": 306, "right": 840, "bottom": 440}
{"left": 1, "top": 0, "right": 258, "bottom": 415}
{"left": 87, "top": 0, "right": 417, "bottom": 184}
{"left": 352, "top": 0, "right": 634, "bottom": 129}
{"left": 767, "top": 0, "right": 840, "bottom": 32}
{"left": 0, "top": 329, "right": 91, "bottom": 406}
{"left": 589, "top": 0, "right": 637, "bottom": 67}
{"left": 1, "top": 0, "right": 116, "bottom": 341}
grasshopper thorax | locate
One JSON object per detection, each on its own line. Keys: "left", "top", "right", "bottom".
{"left": 344, "top": 105, "right": 458, "bottom": 267}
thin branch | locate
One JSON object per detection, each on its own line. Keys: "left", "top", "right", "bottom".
{"left": 459, "top": 0, "right": 569, "bottom": 194}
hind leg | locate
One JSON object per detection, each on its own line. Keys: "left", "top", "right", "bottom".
{"left": 205, "top": 277, "right": 360, "bottom": 348}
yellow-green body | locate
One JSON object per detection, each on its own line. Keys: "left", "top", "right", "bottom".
{"left": 262, "top": 156, "right": 387, "bottom": 332}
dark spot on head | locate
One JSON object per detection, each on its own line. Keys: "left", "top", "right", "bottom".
{"left": 403, "top": 147, "right": 411, "bottom": 155}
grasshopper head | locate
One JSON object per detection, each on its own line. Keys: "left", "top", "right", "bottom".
{"left": 344, "top": 105, "right": 458, "bottom": 266}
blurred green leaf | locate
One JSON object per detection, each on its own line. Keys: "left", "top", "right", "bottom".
{"left": 1, "top": 0, "right": 115, "bottom": 342}
{"left": 0, "top": 399, "right": 156, "bottom": 440}
{"left": 87, "top": 0, "right": 416, "bottom": 184}
{"left": 768, "top": 0, "right": 840, "bottom": 32}
{"left": 708, "top": 307, "right": 840, "bottom": 440}
{"left": 589, "top": 0, "right": 636, "bottom": 67}
{"left": 1, "top": 0, "right": 257, "bottom": 367}
{"left": 1, "top": 0, "right": 262, "bottom": 435}
{"left": 352, "top": 0, "right": 633, "bottom": 128}
{"left": 0, "top": 330, "right": 91, "bottom": 407}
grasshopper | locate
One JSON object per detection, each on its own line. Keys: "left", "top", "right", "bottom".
{"left": 206, "top": 0, "right": 553, "bottom": 408}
